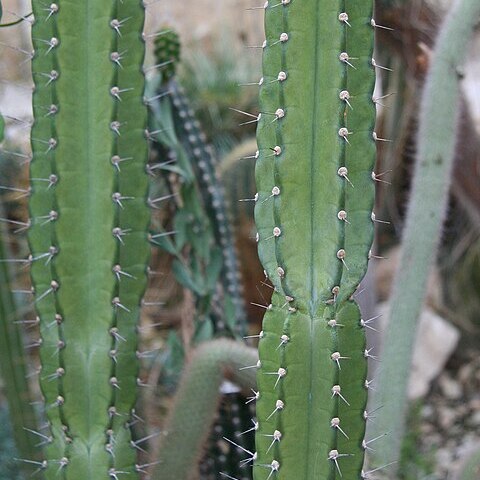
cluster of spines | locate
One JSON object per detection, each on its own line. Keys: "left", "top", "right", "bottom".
{"left": 200, "top": 394, "right": 255, "bottom": 480}
{"left": 250, "top": 0, "right": 384, "bottom": 478}
{"left": 26, "top": 1, "right": 150, "bottom": 478}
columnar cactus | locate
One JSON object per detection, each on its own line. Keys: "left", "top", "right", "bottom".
{"left": 371, "top": 0, "right": 480, "bottom": 468}
{"left": 28, "top": 1, "right": 149, "bottom": 478}
{"left": 254, "top": 1, "right": 377, "bottom": 478}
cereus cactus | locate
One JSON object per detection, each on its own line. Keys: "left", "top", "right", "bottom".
{"left": 253, "top": 1, "right": 379, "bottom": 478}
{"left": 26, "top": 1, "right": 150, "bottom": 478}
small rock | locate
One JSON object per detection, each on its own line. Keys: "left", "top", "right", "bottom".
{"left": 422, "top": 404, "right": 435, "bottom": 419}
{"left": 438, "top": 406, "right": 457, "bottom": 430}
{"left": 420, "top": 422, "right": 436, "bottom": 436}
{"left": 467, "top": 410, "right": 480, "bottom": 427}
{"left": 456, "top": 404, "right": 468, "bottom": 417}
{"left": 376, "top": 303, "right": 460, "bottom": 399}
{"left": 459, "top": 362, "right": 474, "bottom": 385}
{"left": 438, "top": 374, "right": 463, "bottom": 400}
{"left": 409, "top": 309, "right": 460, "bottom": 399}
{"left": 469, "top": 398, "right": 480, "bottom": 411}
{"left": 437, "top": 447, "right": 454, "bottom": 470}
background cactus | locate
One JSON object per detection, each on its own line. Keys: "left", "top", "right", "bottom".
{"left": 153, "top": 339, "right": 257, "bottom": 480}
{"left": 371, "top": 0, "right": 480, "bottom": 470}
{"left": 150, "top": 29, "right": 246, "bottom": 339}
{"left": 168, "top": 80, "right": 247, "bottom": 335}
{"left": 147, "top": 29, "right": 257, "bottom": 478}
{"left": 153, "top": 27, "right": 181, "bottom": 83}
{"left": 253, "top": 1, "right": 376, "bottom": 478}
{"left": 0, "top": 207, "right": 38, "bottom": 471}
{"left": 26, "top": 1, "right": 150, "bottom": 478}
{"left": 148, "top": 77, "right": 246, "bottom": 342}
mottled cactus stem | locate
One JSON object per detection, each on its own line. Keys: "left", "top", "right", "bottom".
{"left": 254, "top": 1, "right": 377, "bottom": 478}
{"left": 28, "top": 1, "right": 149, "bottom": 478}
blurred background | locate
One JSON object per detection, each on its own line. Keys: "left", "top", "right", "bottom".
{"left": 1, "top": 0, "right": 480, "bottom": 478}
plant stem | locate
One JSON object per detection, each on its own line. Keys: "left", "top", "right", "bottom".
{"left": 370, "top": 0, "right": 480, "bottom": 469}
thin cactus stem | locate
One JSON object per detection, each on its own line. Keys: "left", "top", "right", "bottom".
{"left": 167, "top": 79, "right": 247, "bottom": 336}
{"left": 147, "top": 70, "right": 246, "bottom": 338}
{"left": 254, "top": 0, "right": 376, "bottom": 478}
{"left": 153, "top": 339, "right": 257, "bottom": 480}
{"left": 370, "top": 0, "right": 480, "bottom": 470}
{"left": 27, "top": 1, "right": 150, "bottom": 478}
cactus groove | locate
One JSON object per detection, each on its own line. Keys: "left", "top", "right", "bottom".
{"left": 254, "top": 0, "right": 376, "bottom": 478}
{"left": 29, "top": 1, "right": 149, "bottom": 478}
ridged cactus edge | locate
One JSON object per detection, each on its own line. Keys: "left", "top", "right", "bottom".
{"left": 254, "top": 0, "right": 377, "bottom": 478}
{"left": 27, "top": 1, "right": 150, "bottom": 478}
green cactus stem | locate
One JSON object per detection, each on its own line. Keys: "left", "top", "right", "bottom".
{"left": 153, "top": 339, "right": 257, "bottom": 480}
{"left": 150, "top": 29, "right": 247, "bottom": 337}
{"left": 28, "top": 1, "right": 150, "bottom": 478}
{"left": 0, "top": 213, "right": 38, "bottom": 467}
{"left": 168, "top": 80, "right": 247, "bottom": 336}
{"left": 254, "top": 0, "right": 377, "bottom": 478}
{"left": 147, "top": 73, "right": 246, "bottom": 340}
{"left": 370, "top": 0, "right": 480, "bottom": 470}
{"left": 147, "top": 80, "right": 226, "bottom": 338}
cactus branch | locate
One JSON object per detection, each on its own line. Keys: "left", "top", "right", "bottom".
{"left": 153, "top": 339, "right": 257, "bottom": 480}
{"left": 370, "top": 0, "right": 480, "bottom": 469}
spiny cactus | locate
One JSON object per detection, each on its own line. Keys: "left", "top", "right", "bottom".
{"left": 26, "top": 1, "right": 150, "bottom": 478}
{"left": 253, "top": 1, "right": 378, "bottom": 478}
{"left": 0, "top": 210, "right": 38, "bottom": 468}
{"left": 149, "top": 28, "right": 246, "bottom": 335}
{"left": 168, "top": 80, "right": 247, "bottom": 335}
{"left": 148, "top": 79, "right": 232, "bottom": 340}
